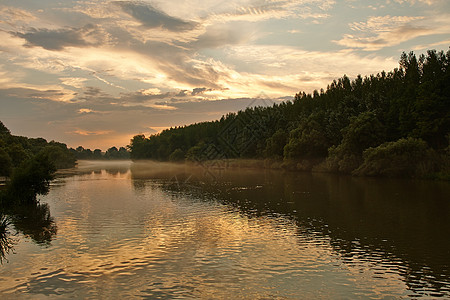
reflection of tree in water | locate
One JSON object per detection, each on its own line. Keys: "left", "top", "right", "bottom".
{"left": 140, "top": 168, "right": 450, "bottom": 297}
{"left": 58, "top": 167, "right": 129, "bottom": 178}
{"left": 314, "top": 176, "right": 450, "bottom": 297}
{"left": 0, "top": 214, "right": 15, "bottom": 264}
{"left": 0, "top": 202, "right": 57, "bottom": 262}
{"left": 8, "top": 202, "right": 57, "bottom": 245}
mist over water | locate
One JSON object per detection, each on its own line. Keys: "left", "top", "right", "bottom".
{"left": 1, "top": 160, "right": 449, "bottom": 298}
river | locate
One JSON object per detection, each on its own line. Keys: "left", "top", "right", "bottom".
{"left": 0, "top": 160, "right": 449, "bottom": 299}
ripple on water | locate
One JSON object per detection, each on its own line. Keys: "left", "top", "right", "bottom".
{"left": 1, "top": 169, "right": 449, "bottom": 299}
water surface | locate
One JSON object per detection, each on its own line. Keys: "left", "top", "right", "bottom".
{"left": 0, "top": 160, "right": 449, "bottom": 298}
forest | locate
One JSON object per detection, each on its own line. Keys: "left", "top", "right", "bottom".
{"left": 0, "top": 122, "right": 67, "bottom": 260}
{"left": 0, "top": 121, "right": 76, "bottom": 204}
{"left": 70, "top": 146, "right": 130, "bottom": 160}
{"left": 128, "top": 49, "right": 450, "bottom": 179}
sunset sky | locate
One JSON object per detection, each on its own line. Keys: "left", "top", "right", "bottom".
{"left": 1, "top": 0, "right": 449, "bottom": 150}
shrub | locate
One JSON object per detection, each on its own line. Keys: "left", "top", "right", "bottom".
{"left": 39, "top": 145, "right": 76, "bottom": 169}
{"left": 0, "top": 148, "right": 12, "bottom": 177}
{"left": 325, "top": 111, "right": 386, "bottom": 173}
{"left": 6, "top": 153, "right": 56, "bottom": 203}
{"left": 353, "top": 137, "right": 440, "bottom": 177}
{"left": 169, "top": 148, "right": 185, "bottom": 162}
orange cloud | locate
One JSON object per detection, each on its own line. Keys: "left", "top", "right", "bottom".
{"left": 70, "top": 129, "right": 113, "bottom": 136}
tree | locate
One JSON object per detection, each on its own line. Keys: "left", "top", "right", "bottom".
{"left": 38, "top": 145, "right": 76, "bottom": 169}
{"left": 326, "top": 111, "right": 386, "bottom": 173}
{"left": 105, "top": 146, "right": 119, "bottom": 158}
{"left": 284, "top": 118, "right": 329, "bottom": 159}
{"left": 128, "top": 135, "right": 149, "bottom": 159}
{"left": 6, "top": 143, "right": 30, "bottom": 167}
{"left": 265, "top": 129, "right": 287, "bottom": 158}
{"left": 93, "top": 149, "right": 103, "bottom": 159}
{"left": 0, "top": 121, "right": 10, "bottom": 136}
{"left": 169, "top": 148, "right": 185, "bottom": 162}
{"left": 124, "top": 49, "right": 450, "bottom": 179}
{"left": 354, "top": 137, "right": 440, "bottom": 177}
{"left": 6, "top": 153, "right": 56, "bottom": 204}
{"left": 0, "top": 148, "right": 12, "bottom": 177}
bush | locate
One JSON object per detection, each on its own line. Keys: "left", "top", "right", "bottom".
{"left": 39, "top": 145, "right": 76, "bottom": 169}
{"left": 284, "top": 119, "right": 329, "bottom": 159}
{"left": 265, "top": 129, "right": 287, "bottom": 159}
{"left": 326, "top": 146, "right": 362, "bottom": 174}
{"left": 353, "top": 137, "right": 440, "bottom": 178}
{"left": 0, "top": 148, "right": 12, "bottom": 177}
{"left": 5, "top": 153, "right": 56, "bottom": 204}
{"left": 169, "top": 148, "right": 185, "bottom": 162}
{"left": 325, "top": 112, "right": 386, "bottom": 173}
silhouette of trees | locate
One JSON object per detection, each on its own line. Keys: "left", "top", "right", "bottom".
{"left": 0, "top": 121, "right": 75, "bottom": 204}
{"left": 69, "top": 145, "right": 130, "bottom": 160}
{"left": 127, "top": 49, "right": 450, "bottom": 178}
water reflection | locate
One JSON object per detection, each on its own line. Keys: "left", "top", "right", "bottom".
{"left": 0, "top": 161, "right": 449, "bottom": 298}
{"left": 0, "top": 214, "right": 14, "bottom": 263}
{"left": 0, "top": 201, "right": 57, "bottom": 263}
{"left": 59, "top": 160, "right": 131, "bottom": 176}
{"left": 131, "top": 162, "right": 450, "bottom": 297}
{"left": 8, "top": 202, "right": 57, "bottom": 245}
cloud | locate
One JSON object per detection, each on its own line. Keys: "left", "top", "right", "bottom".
{"left": 1, "top": 0, "right": 448, "bottom": 152}
{"left": 335, "top": 14, "right": 450, "bottom": 51}
{"left": 14, "top": 24, "right": 111, "bottom": 50}
{"left": 114, "top": 1, "right": 197, "bottom": 31}
{"left": 60, "top": 77, "right": 87, "bottom": 89}
{"left": 0, "top": 86, "right": 76, "bottom": 102}
{"left": 191, "top": 24, "right": 253, "bottom": 49}
{"left": 348, "top": 15, "right": 424, "bottom": 32}
{"left": 192, "top": 87, "right": 212, "bottom": 95}
{"left": 78, "top": 108, "right": 96, "bottom": 114}
{"left": 0, "top": 6, "right": 36, "bottom": 27}
{"left": 70, "top": 129, "right": 113, "bottom": 136}
{"left": 151, "top": 0, "right": 335, "bottom": 23}
{"left": 391, "top": 0, "right": 440, "bottom": 5}
{"left": 412, "top": 39, "right": 450, "bottom": 50}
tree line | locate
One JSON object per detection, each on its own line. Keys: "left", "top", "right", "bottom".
{"left": 128, "top": 49, "right": 450, "bottom": 179}
{"left": 70, "top": 146, "right": 129, "bottom": 160}
{"left": 0, "top": 122, "right": 63, "bottom": 260}
{"left": 0, "top": 121, "right": 76, "bottom": 204}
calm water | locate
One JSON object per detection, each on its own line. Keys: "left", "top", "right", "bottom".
{"left": 0, "top": 160, "right": 449, "bottom": 299}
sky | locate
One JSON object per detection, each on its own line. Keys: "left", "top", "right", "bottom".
{"left": 0, "top": 0, "right": 449, "bottom": 150}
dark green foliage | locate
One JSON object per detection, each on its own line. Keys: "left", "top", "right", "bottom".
{"left": 0, "top": 148, "right": 12, "bottom": 177}
{"left": 128, "top": 49, "right": 450, "bottom": 178}
{"left": 284, "top": 115, "right": 329, "bottom": 159}
{"left": 38, "top": 145, "right": 76, "bottom": 169}
{"left": 0, "top": 121, "right": 10, "bottom": 136}
{"left": 169, "top": 148, "right": 185, "bottom": 161}
{"left": 266, "top": 129, "right": 288, "bottom": 158}
{"left": 6, "top": 143, "right": 30, "bottom": 167}
{"left": 0, "top": 214, "right": 14, "bottom": 263}
{"left": 0, "top": 121, "right": 75, "bottom": 174}
{"left": 0, "top": 121, "right": 76, "bottom": 204}
{"left": 8, "top": 202, "right": 57, "bottom": 244}
{"left": 185, "top": 142, "right": 206, "bottom": 161}
{"left": 0, "top": 122, "right": 60, "bottom": 257}
{"left": 0, "top": 201, "right": 58, "bottom": 261}
{"left": 104, "top": 146, "right": 130, "bottom": 159}
{"left": 93, "top": 149, "right": 102, "bottom": 159}
{"left": 326, "top": 111, "right": 386, "bottom": 173}
{"left": 70, "top": 145, "right": 130, "bottom": 160}
{"left": 5, "top": 153, "right": 56, "bottom": 204}
{"left": 105, "top": 146, "right": 119, "bottom": 158}
{"left": 354, "top": 138, "right": 441, "bottom": 177}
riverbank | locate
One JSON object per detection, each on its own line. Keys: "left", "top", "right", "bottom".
{"left": 142, "top": 156, "right": 450, "bottom": 181}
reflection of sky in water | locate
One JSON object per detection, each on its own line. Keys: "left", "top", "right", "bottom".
{"left": 0, "top": 161, "right": 449, "bottom": 298}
